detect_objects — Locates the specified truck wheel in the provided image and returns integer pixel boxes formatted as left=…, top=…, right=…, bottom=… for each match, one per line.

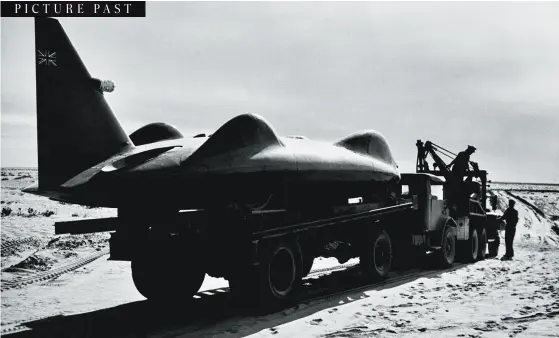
left=360, top=229, right=392, bottom=281
left=488, top=239, right=499, bottom=258
left=460, top=228, right=479, bottom=263
left=435, top=226, right=456, bottom=268
left=131, top=247, right=205, bottom=302
left=478, top=228, right=488, bottom=260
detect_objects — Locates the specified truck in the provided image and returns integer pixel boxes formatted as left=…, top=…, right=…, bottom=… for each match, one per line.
left=54, top=140, right=500, bottom=309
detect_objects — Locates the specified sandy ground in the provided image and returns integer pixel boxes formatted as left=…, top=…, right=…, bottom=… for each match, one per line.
left=1, top=169, right=558, bottom=337
left=1, top=169, right=115, bottom=271
left=244, top=242, right=559, bottom=338
left=512, top=191, right=559, bottom=219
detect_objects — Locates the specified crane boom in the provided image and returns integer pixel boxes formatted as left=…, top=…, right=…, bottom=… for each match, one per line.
left=416, top=140, right=489, bottom=211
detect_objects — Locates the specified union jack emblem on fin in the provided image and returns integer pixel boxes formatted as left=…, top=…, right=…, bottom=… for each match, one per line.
left=37, top=50, right=57, bottom=67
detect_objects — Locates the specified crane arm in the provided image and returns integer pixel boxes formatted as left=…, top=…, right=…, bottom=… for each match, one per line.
left=416, top=140, right=453, bottom=180
left=415, top=139, right=489, bottom=210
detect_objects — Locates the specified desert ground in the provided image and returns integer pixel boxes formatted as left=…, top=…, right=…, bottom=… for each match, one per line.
left=1, top=168, right=558, bottom=337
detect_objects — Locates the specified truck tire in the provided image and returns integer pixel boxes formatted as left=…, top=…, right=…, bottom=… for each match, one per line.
left=488, top=239, right=499, bottom=258
left=435, top=226, right=456, bottom=268
left=460, top=228, right=479, bottom=263
left=478, top=228, right=488, bottom=260
left=131, top=245, right=205, bottom=302
left=360, top=229, right=392, bottom=281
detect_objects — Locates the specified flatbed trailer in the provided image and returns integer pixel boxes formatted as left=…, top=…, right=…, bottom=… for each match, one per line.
left=54, top=173, right=499, bottom=309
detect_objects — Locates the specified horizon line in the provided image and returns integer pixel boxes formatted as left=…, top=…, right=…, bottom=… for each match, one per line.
left=1, top=167, right=557, bottom=186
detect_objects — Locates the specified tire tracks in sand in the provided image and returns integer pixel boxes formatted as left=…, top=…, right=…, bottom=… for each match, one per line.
left=1, top=249, right=109, bottom=291
left=1, top=238, right=42, bottom=257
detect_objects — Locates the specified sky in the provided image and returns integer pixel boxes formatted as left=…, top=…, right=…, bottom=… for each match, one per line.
left=1, top=2, right=558, bottom=183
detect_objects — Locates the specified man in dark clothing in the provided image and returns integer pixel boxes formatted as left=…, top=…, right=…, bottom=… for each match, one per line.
left=499, top=199, right=519, bottom=260
left=449, top=145, right=476, bottom=178
left=447, top=145, right=476, bottom=216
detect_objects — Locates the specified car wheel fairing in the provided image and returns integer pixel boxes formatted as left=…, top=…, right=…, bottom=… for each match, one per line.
left=129, top=122, right=184, bottom=146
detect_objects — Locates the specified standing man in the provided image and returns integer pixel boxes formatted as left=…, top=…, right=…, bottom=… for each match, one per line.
left=499, top=199, right=519, bottom=260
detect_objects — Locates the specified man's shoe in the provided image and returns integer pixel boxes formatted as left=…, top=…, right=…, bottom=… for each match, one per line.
left=501, top=255, right=511, bottom=261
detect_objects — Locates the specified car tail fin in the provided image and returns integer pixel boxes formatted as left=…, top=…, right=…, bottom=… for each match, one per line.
left=34, top=17, right=132, bottom=190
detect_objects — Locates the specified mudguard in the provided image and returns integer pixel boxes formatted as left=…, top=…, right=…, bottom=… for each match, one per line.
left=430, top=217, right=457, bottom=248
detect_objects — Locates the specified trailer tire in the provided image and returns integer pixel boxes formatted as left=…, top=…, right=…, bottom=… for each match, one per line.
left=435, top=226, right=456, bottom=268
left=360, top=229, right=392, bottom=281
left=234, top=240, right=302, bottom=310
left=131, top=244, right=205, bottom=302
left=478, top=228, right=488, bottom=260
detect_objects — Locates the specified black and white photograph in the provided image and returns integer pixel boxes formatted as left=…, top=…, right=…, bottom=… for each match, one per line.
left=1, top=1, right=558, bottom=337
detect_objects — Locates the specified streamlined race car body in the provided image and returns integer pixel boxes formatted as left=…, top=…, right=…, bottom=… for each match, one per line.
left=25, top=17, right=400, bottom=212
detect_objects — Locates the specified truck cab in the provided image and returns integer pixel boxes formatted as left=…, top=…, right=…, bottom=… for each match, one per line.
left=398, top=173, right=449, bottom=234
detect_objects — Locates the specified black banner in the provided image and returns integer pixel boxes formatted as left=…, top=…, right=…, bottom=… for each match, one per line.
left=1, top=1, right=146, bottom=17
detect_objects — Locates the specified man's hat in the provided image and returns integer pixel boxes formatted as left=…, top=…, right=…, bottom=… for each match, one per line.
left=467, top=145, right=476, bottom=152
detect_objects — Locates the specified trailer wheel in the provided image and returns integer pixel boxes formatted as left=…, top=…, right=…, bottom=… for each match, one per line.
left=478, top=228, right=488, bottom=260
left=263, top=241, right=302, bottom=300
left=234, top=240, right=302, bottom=310
left=435, top=226, right=456, bottom=268
left=360, top=229, right=392, bottom=281
left=131, top=245, right=205, bottom=302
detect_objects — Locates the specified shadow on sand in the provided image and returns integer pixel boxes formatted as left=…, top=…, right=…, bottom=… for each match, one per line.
left=5, top=263, right=470, bottom=338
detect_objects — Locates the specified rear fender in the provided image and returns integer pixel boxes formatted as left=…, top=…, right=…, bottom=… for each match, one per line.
left=430, top=217, right=457, bottom=248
